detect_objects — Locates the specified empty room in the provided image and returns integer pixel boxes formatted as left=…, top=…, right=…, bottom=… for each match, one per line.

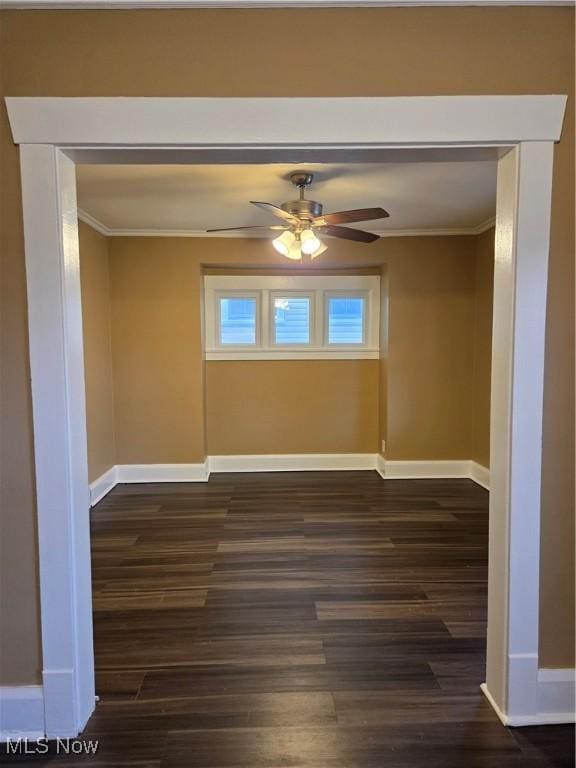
left=0, top=4, right=574, bottom=767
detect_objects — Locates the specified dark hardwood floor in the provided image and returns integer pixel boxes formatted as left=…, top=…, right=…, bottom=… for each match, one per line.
left=4, top=472, right=574, bottom=766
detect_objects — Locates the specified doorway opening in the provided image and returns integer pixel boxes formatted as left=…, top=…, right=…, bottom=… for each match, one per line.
left=5, top=95, right=566, bottom=737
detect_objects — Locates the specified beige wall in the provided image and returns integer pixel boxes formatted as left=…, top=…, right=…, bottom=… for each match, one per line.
left=386, top=236, right=477, bottom=460
left=79, top=222, right=116, bottom=482
left=207, top=360, right=379, bottom=455
left=471, top=228, right=494, bottom=468
left=1, top=7, right=573, bottom=683
left=108, top=238, right=206, bottom=463
left=107, top=235, right=480, bottom=464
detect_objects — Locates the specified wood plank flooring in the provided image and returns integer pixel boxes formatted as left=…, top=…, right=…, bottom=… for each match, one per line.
left=4, top=472, right=574, bottom=766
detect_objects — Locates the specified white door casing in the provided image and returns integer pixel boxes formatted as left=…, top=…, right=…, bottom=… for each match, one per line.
left=5, top=95, right=567, bottom=735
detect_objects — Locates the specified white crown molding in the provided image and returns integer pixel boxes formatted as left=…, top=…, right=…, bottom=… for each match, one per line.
left=77, top=208, right=111, bottom=236
left=1, top=0, right=572, bottom=8
left=77, top=208, right=496, bottom=240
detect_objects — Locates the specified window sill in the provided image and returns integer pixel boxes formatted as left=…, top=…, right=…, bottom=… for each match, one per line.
left=205, top=349, right=380, bottom=361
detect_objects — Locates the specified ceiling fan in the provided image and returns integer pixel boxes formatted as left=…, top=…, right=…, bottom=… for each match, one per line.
left=206, top=171, right=390, bottom=260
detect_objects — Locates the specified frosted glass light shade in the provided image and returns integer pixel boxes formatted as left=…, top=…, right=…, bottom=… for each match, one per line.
left=272, top=230, right=296, bottom=256
left=300, top=228, right=321, bottom=255
left=285, top=242, right=303, bottom=261
left=310, top=240, right=328, bottom=259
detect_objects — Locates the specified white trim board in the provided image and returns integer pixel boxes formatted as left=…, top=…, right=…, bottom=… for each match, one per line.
left=6, top=97, right=566, bottom=147
left=208, top=453, right=378, bottom=473
left=77, top=208, right=496, bottom=240
left=2, top=1, right=573, bottom=8
left=6, top=95, right=565, bottom=735
left=116, top=462, right=210, bottom=483
left=481, top=668, right=575, bottom=726
left=89, top=465, right=117, bottom=505
left=377, top=457, right=490, bottom=488
left=0, top=686, right=45, bottom=742
left=89, top=457, right=490, bottom=506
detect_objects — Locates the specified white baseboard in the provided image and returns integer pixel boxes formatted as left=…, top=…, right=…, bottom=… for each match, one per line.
left=89, top=457, right=490, bottom=505
left=469, top=460, right=491, bottom=490
left=536, top=668, right=576, bottom=723
left=208, top=453, right=378, bottom=473
left=481, top=668, right=575, bottom=726
left=116, top=462, right=210, bottom=483
left=89, top=462, right=210, bottom=505
left=0, top=686, right=45, bottom=741
left=377, top=458, right=490, bottom=489
left=89, top=465, right=117, bottom=506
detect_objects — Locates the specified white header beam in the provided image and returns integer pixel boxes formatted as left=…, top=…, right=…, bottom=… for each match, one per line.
left=6, top=96, right=567, bottom=148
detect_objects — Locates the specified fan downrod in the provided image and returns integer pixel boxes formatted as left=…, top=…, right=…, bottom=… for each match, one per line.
left=282, top=172, right=322, bottom=219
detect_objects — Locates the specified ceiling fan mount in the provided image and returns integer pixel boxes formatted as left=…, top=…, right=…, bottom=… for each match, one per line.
left=206, top=170, right=390, bottom=258
left=280, top=172, right=323, bottom=222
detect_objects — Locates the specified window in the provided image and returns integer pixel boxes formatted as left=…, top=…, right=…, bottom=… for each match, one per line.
left=217, top=294, right=258, bottom=346
left=273, top=295, right=311, bottom=345
left=205, top=276, right=379, bottom=360
left=327, top=296, right=365, bottom=345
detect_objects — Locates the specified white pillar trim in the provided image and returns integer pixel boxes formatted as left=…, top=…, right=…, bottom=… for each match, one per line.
left=5, top=95, right=566, bottom=734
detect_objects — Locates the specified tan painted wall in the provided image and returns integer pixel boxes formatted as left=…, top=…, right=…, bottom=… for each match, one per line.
left=206, top=360, right=379, bottom=455
left=386, top=237, right=477, bottom=460
left=471, top=228, right=494, bottom=468
left=79, top=222, right=116, bottom=483
left=107, top=236, right=478, bottom=464
left=1, top=7, right=573, bottom=683
left=108, top=238, right=206, bottom=463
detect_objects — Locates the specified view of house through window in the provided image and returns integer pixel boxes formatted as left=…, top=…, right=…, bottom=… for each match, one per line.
left=273, top=296, right=311, bottom=345
left=219, top=297, right=257, bottom=345
left=328, top=296, right=365, bottom=344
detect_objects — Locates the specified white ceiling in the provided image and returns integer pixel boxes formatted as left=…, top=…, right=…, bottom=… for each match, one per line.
left=76, top=161, right=497, bottom=236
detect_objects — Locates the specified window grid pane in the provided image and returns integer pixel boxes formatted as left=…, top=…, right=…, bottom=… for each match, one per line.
left=274, top=296, right=310, bottom=345
left=328, top=297, right=365, bottom=344
left=219, top=297, right=257, bottom=345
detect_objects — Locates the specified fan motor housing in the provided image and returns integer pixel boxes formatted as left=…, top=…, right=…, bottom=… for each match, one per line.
left=281, top=199, right=323, bottom=221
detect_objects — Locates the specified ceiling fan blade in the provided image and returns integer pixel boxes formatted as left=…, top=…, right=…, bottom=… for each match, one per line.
left=314, top=207, right=389, bottom=226
left=317, top=225, right=380, bottom=243
left=250, top=201, right=300, bottom=224
left=206, top=225, right=286, bottom=233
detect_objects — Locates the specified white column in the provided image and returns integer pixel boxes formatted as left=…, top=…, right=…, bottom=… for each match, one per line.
left=19, top=145, right=94, bottom=737
left=484, top=141, right=554, bottom=723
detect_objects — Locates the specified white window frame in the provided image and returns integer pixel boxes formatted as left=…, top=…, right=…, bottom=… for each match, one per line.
left=213, top=290, right=261, bottom=349
left=324, top=290, right=371, bottom=348
left=204, top=275, right=380, bottom=360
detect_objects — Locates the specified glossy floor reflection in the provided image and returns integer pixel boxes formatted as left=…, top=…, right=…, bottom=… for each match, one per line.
left=4, top=472, right=574, bottom=766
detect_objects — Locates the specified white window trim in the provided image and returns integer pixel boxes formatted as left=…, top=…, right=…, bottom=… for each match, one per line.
left=204, top=275, right=380, bottom=360
left=324, top=290, right=371, bottom=348
left=213, top=290, right=261, bottom=349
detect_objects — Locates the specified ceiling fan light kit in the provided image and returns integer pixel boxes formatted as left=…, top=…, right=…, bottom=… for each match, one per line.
left=207, top=171, right=390, bottom=261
